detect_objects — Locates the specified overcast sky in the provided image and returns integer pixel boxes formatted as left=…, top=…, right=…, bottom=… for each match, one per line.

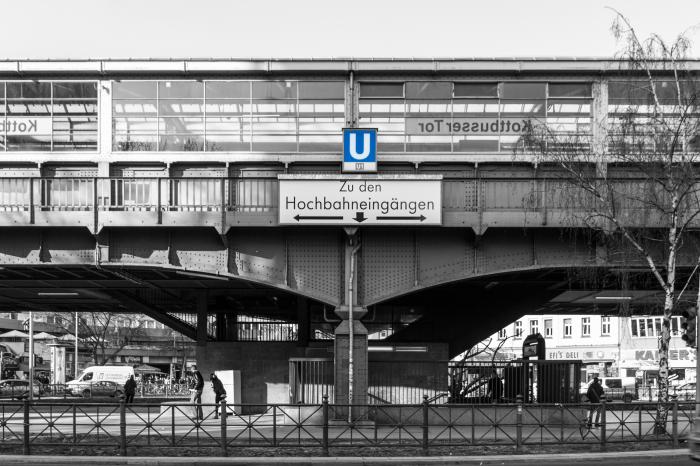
left=3, top=0, right=699, bottom=59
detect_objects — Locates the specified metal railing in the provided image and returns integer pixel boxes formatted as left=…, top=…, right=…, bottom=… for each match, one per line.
left=0, top=399, right=693, bottom=456
left=0, top=176, right=686, bottom=218
left=288, top=359, right=582, bottom=406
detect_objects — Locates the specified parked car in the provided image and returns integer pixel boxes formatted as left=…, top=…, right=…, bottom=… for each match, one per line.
left=580, top=377, right=637, bottom=403
left=672, top=382, right=696, bottom=401
left=0, top=379, right=41, bottom=399
left=77, top=380, right=124, bottom=399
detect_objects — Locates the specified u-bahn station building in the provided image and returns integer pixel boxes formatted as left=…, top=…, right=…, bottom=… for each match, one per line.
left=0, top=58, right=695, bottom=406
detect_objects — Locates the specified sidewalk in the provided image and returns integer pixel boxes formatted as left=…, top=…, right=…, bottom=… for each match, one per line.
left=0, top=449, right=689, bottom=465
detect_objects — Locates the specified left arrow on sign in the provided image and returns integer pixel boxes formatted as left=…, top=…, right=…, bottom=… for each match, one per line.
left=294, top=215, right=344, bottom=221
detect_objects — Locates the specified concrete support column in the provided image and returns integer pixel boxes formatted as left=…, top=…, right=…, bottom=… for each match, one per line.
left=196, top=293, right=208, bottom=347
left=333, top=306, right=368, bottom=410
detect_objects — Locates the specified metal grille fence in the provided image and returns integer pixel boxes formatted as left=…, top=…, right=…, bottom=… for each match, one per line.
left=0, top=399, right=692, bottom=456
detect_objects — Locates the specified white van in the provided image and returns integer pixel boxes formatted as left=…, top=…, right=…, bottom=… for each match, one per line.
left=66, top=366, right=134, bottom=397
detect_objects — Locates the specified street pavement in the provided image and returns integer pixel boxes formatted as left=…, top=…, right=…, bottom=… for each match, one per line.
left=0, top=449, right=692, bottom=465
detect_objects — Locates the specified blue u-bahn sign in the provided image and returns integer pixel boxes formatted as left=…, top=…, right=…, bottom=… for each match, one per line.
left=343, top=128, right=377, bottom=173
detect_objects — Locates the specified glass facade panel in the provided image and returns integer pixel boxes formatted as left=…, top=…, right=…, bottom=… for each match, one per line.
left=0, top=80, right=97, bottom=152
left=299, top=81, right=344, bottom=99
left=453, top=82, right=498, bottom=98
left=206, top=81, right=250, bottom=99
left=360, top=83, right=404, bottom=98
left=252, top=81, right=297, bottom=99
left=406, top=82, right=451, bottom=99
left=114, top=79, right=343, bottom=152
left=158, top=81, right=203, bottom=99
left=502, top=82, right=546, bottom=99
left=549, top=83, right=591, bottom=98
left=359, top=81, right=591, bottom=153
left=113, top=81, right=157, bottom=99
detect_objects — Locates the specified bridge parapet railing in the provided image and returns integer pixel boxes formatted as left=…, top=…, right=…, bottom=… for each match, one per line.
left=0, top=176, right=689, bottom=230
left=0, top=399, right=692, bottom=456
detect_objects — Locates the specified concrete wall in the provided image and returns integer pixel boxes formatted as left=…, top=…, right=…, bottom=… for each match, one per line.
left=196, top=342, right=309, bottom=410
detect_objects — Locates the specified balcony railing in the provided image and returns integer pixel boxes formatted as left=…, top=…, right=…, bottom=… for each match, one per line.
left=0, top=176, right=688, bottom=231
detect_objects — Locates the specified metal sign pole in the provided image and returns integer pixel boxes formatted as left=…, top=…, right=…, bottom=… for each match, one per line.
left=75, top=311, right=79, bottom=380
left=28, top=312, right=34, bottom=400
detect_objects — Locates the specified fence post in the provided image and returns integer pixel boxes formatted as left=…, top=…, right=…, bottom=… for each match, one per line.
left=220, top=400, right=228, bottom=457
left=322, top=395, right=329, bottom=456
left=23, top=399, right=30, bottom=455
left=422, top=394, right=429, bottom=455
left=600, top=398, right=607, bottom=450
left=672, top=400, right=679, bottom=448
left=516, top=394, right=523, bottom=452
left=119, top=399, right=127, bottom=456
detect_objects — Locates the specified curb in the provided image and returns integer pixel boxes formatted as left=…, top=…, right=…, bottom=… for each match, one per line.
left=0, top=449, right=689, bottom=465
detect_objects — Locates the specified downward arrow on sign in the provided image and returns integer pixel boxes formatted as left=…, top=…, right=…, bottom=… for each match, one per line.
left=353, top=212, right=367, bottom=223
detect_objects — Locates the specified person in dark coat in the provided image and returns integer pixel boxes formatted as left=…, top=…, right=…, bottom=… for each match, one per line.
left=210, top=373, right=227, bottom=419
left=587, top=377, right=605, bottom=427
left=124, top=375, right=137, bottom=404
left=192, top=366, right=204, bottom=420
left=487, top=370, right=504, bottom=403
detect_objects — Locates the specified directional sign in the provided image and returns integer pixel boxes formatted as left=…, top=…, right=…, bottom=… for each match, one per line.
left=343, top=128, right=377, bottom=173
left=278, top=175, right=442, bottom=225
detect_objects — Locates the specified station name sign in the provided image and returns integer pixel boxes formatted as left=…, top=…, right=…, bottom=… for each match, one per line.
left=278, top=175, right=442, bottom=226
left=0, top=117, right=52, bottom=135
left=406, top=118, right=533, bottom=135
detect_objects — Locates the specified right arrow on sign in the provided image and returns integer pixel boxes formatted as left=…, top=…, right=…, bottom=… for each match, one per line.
left=376, top=215, right=427, bottom=222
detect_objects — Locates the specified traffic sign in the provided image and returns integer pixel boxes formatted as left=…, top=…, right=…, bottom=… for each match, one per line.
left=278, top=175, right=442, bottom=225
left=343, top=128, right=377, bottom=173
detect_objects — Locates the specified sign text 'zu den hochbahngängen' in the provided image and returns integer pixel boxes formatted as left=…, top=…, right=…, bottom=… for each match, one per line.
left=278, top=175, right=442, bottom=225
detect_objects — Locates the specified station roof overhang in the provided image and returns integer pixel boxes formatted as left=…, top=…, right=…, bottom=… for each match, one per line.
left=0, top=264, right=306, bottom=315
left=1, top=58, right=700, bottom=77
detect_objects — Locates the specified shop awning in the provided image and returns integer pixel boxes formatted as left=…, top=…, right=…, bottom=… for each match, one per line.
left=134, top=364, right=164, bottom=374
left=0, top=330, right=29, bottom=338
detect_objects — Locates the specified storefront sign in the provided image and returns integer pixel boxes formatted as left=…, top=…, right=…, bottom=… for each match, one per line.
left=0, top=117, right=52, bottom=135
left=406, top=118, right=533, bottom=135
left=634, top=349, right=693, bottom=361
left=547, top=349, right=618, bottom=361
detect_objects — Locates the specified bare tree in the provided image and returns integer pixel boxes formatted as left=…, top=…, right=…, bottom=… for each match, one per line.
left=52, top=312, right=146, bottom=365
left=522, top=10, right=700, bottom=430
left=449, top=335, right=516, bottom=401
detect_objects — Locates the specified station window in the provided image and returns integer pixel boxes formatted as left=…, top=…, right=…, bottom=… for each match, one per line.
left=544, top=319, right=553, bottom=337
left=601, top=316, right=611, bottom=336
left=0, top=81, right=98, bottom=152
left=514, top=321, right=523, bottom=338
left=358, top=80, right=592, bottom=153
left=498, top=328, right=507, bottom=339
left=581, top=317, right=591, bottom=337
left=113, top=79, right=344, bottom=152
left=359, top=83, right=404, bottom=98
left=563, top=318, right=572, bottom=338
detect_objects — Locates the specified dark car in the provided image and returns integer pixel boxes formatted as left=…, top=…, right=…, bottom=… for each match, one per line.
left=79, top=381, right=124, bottom=399
left=0, top=379, right=41, bottom=399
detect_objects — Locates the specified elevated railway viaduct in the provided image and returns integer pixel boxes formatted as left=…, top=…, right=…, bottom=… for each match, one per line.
left=0, top=58, right=695, bottom=405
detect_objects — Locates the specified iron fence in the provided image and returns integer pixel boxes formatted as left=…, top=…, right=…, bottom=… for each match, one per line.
left=0, top=399, right=693, bottom=456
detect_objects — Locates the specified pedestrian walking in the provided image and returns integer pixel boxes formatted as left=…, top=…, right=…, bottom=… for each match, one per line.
left=210, top=373, right=227, bottom=419
left=487, top=369, right=503, bottom=403
left=124, top=375, right=136, bottom=404
left=192, top=366, right=204, bottom=420
left=586, top=377, right=605, bottom=427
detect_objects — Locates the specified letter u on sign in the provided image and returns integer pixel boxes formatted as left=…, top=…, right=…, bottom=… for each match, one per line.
left=343, top=128, right=377, bottom=163
left=348, top=133, right=371, bottom=159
